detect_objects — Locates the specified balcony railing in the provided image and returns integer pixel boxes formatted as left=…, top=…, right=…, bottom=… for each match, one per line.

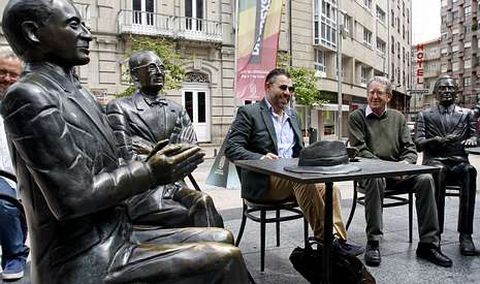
left=118, top=10, right=223, bottom=43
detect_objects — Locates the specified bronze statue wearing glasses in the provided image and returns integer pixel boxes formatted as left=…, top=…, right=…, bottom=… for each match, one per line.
left=0, top=0, right=249, bottom=283
left=106, top=51, right=223, bottom=228
left=415, top=75, right=479, bottom=256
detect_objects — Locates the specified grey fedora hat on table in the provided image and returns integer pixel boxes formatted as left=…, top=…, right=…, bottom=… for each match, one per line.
left=284, top=141, right=361, bottom=174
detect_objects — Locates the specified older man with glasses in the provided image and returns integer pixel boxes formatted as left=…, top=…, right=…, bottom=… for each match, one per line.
left=349, top=76, right=452, bottom=268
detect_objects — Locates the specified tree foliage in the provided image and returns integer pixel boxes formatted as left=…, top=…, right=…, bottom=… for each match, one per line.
left=276, top=52, right=328, bottom=107
left=117, top=35, right=186, bottom=97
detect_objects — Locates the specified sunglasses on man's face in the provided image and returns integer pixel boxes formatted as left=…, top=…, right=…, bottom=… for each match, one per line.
left=278, top=84, right=295, bottom=93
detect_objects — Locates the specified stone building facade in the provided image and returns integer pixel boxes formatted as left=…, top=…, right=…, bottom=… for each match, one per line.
left=0, top=0, right=236, bottom=144
left=286, top=0, right=413, bottom=138
left=0, top=0, right=413, bottom=142
left=440, top=0, right=480, bottom=108
left=410, top=38, right=441, bottom=115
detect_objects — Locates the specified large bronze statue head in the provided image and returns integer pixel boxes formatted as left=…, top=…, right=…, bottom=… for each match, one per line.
left=2, top=0, right=92, bottom=68
left=129, top=51, right=166, bottom=95
left=433, top=75, right=457, bottom=107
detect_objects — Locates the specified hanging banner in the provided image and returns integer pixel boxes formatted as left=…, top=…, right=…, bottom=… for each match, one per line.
left=235, top=0, right=285, bottom=101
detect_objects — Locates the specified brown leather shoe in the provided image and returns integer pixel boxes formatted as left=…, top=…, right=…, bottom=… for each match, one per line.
left=460, top=233, right=478, bottom=256
left=416, top=243, right=452, bottom=267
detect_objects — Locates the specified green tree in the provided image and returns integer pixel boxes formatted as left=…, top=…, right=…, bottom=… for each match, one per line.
left=277, top=52, right=328, bottom=137
left=117, top=35, right=186, bottom=97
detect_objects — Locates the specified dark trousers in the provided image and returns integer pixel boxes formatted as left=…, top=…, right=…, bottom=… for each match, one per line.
left=359, top=174, right=440, bottom=245
left=424, top=159, right=477, bottom=235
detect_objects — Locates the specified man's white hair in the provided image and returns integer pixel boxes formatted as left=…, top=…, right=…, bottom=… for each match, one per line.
left=0, top=46, right=18, bottom=59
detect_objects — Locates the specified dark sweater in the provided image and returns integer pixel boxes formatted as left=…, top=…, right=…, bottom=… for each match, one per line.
left=348, top=108, right=417, bottom=164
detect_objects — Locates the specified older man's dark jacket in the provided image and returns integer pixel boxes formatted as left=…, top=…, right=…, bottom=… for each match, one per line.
left=0, top=63, right=158, bottom=283
left=225, top=99, right=303, bottom=201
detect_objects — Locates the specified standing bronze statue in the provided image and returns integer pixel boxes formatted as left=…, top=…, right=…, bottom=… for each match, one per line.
left=106, top=51, right=223, bottom=228
left=415, top=75, right=478, bottom=256
left=0, top=0, right=249, bottom=283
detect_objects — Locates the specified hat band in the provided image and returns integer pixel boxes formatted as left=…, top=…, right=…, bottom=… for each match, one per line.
left=298, top=154, right=349, bottom=167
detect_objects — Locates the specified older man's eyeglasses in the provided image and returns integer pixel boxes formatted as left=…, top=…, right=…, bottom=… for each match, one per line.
left=0, top=69, right=19, bottom=81
left=278, top=84, right=295, bottom=93
left=131, top=63, right=165, bottom=73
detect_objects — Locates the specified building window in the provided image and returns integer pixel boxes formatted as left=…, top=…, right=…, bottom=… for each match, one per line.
left=441, top=0, right=448, bottom=7
left=314, top=48, right=327, bottom=72
left=441, top=63, right=448, bottom=72
left=343, top=14, right=351, bottom=35
left=185, top=0, right=204, bottom=31
left=363, top=0, right=372, bottom=9
left=314, top=0, right=338, bottom=48
left=361, top=67, right=369, bottom=85
left=391, top=36, right=395, bottom=53
left=376, top=37, right=386, bottom=54
left=391, top=10, right=394, bottom=27
left=402, top=47, right=406, bottom=62
left=376, top=5, right=386, bottom=24
left=407, top=8, right=410, bottom=23
left=402, top=24, right=405, bottom=39
left=363, top=27, right=372, bottom=47
left=133, top=0, right=154, bottom=26
left=452, top=62, right=460, bottom=71
left=441, top=47, right=448, bottom=54
left=465, top=59, right=472, bottom=69
left=465, top=6, right=471, bottom=17
left=397, top=41, right=400, bottom=58
left=452, top=44, right=459, bottom=53
left=464, top=77, right=471, bottom=87
left=465, top=41, right=472, bottom=48
left=391, top=62, right=395, bottom=82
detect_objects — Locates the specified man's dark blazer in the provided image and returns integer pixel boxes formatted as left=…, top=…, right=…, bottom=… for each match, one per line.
left=0, top=63, right=155, bottom=284
left=106, top=92, right=196, bottom=160
left=416, top=105, right=477, bottom=161
left=225, top=99, right=303, bottom=201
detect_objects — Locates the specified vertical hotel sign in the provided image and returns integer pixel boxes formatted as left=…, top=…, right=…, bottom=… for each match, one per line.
left=416, top=44, right=425, bottom=89
left=235, top=0, right=284, bottom=101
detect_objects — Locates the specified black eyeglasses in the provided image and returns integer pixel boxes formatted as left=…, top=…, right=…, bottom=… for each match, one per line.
left=131, top=63, right=165, bottom=73
left=278, top=84, right=295, bottom=93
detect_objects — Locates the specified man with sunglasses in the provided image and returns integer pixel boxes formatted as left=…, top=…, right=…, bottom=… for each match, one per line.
left=415, top=75, right=478, bottom=256
left=226, top=68, right=363, bottom=256
left=107, top=50, right=223, bottom=228
left=348, top=76, right=452, bottom=267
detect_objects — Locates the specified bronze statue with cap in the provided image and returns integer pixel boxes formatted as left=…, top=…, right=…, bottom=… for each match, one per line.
left=0, top=0, right=249, bottom=283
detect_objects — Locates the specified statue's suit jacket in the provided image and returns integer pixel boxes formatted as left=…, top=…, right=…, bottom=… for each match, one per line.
left=225, top=99, right=303, bottom=201
left=416, top=105, right=477, bottom=162
left=0, top=63, right=155, bottom=284
left=106, top=92, right=196, bottom=160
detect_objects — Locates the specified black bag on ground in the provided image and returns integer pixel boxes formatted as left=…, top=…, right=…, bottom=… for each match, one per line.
left=289, top=239, right=375, bottom=284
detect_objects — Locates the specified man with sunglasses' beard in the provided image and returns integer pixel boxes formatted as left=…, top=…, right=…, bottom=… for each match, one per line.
left=225, top=68, right=363, bottom=255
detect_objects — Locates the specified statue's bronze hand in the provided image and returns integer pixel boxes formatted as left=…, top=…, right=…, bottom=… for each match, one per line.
left=132, top=138, right=156, bottom=155
left=147, top=144, right=205, bottom=185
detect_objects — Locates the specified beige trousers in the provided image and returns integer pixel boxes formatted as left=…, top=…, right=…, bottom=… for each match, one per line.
left=263, top=176, right=347, bottom=241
